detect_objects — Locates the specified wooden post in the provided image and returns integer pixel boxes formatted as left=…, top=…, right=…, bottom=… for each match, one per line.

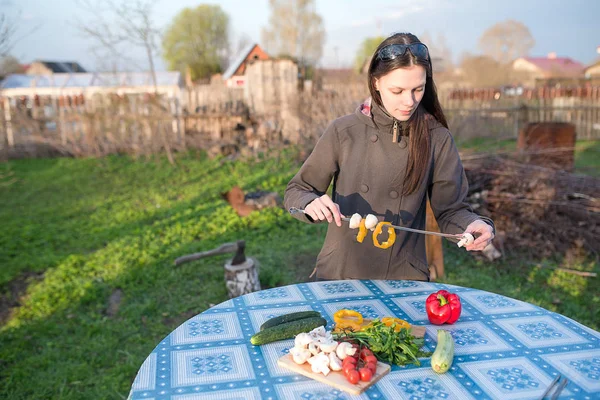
left=58, top=96, right=67, bottom=145
left=3, top=97, right=13, bottom=147
left=517, top=103, right=528, bottom=138
left=425, top=200, right=444, bottom=280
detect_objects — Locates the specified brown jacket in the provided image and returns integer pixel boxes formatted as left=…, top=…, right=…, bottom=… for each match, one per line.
left=284, top=101, right=494, bottom=281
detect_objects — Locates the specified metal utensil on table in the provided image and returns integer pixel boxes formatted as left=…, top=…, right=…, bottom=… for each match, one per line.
left=549, top=377, right=568, bottom=400
left=539, top=375, right=561, bottom=400
left=538, top=375, right=568, bottom=400
left=288, top=207, right=464, bottom=239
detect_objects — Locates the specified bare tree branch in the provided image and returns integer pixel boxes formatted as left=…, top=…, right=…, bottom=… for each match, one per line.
left=76, top=0, right=160, bottom=90
left=0, top=13, right=17, bottom=56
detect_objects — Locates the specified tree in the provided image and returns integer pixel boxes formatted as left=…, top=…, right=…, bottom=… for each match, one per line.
left=418, top=31, right=454, bottom=73
left=0, top=55, right=23, bottom=77
left=261, top=0, right=325, bottom=68
left=354, top=36, right=385, bottom=73
left=0, top=12, right=17, bottom=57
left=459, top=53, right=511, bottom=87
left=478, top=20, right=535, bottom=63
left=229, top=33, right=251, bottom=65
left=162, top=5, right=229, bottom=81
left=77, top=0, right=161, bottom=91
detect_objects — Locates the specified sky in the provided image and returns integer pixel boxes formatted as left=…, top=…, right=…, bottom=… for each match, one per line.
left=3, top=0, right=600, bottom=72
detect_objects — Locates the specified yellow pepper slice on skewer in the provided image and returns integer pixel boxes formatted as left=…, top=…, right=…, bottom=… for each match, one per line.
left=356, top=218, right=368, bottom=243
left=372, top=221, right=396, bottom=249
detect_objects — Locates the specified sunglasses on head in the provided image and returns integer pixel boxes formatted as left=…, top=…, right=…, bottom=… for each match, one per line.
left=375, top=43, right=430, bottom=61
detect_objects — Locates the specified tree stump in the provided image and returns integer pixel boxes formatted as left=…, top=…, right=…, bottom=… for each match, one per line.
left=174, top=240, right=261, bottom=298
left=225, top=258, right=261, bottom=299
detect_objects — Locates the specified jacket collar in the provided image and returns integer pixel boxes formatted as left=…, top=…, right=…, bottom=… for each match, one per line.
left=356, top=97, right=407, bottom=142
left=355, top=97, right=444, bottom=134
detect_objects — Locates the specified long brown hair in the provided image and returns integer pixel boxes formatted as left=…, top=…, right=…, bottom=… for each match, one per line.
left=368, top=33, right=448, bottom=195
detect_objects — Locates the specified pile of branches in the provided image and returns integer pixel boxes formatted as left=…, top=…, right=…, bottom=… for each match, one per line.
left=462, top=153, right=599, bottom=260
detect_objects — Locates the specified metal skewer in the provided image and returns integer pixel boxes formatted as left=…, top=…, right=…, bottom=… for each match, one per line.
left=539, top=375, right=561, bottom=400
left=288, top=207, right=464, bottom=239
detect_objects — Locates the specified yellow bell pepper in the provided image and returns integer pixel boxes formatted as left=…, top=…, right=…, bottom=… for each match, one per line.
left=334, top=309, right=364, bottom=331
left=356, top=218, right=368, bottom=243
left=381, top=317, right=411, bottom=332
left=360, top=317, right=411, bottom=332
left=373, top=221, right=396, bottom=249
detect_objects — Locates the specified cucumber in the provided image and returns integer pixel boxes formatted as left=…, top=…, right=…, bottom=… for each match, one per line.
left=251, top=316, right=327, bottom=345
left=260, top=311, right=322, bottom=331
left=431, top=329, right=455, bottom=373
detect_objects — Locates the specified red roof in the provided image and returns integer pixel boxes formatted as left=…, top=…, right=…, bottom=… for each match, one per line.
left=522, top=57, right=584, bottom=75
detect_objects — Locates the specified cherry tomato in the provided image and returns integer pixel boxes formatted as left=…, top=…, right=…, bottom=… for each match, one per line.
left=346, top=369, right=360, bottom=384
left=364, top=355, right=378, bottom=365
left=343, top=363, right=357, bottom=376
left=342, top=356, right=358, bottom=366
left=365, top=361, right=377, bottom=374
left=359, top=367, right=373, bottom=382
left=359, top=348, right=374, bottom=359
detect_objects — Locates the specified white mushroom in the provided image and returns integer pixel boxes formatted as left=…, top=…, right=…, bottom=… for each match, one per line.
left=457, top=232, right=475, bottom=248
left=328, top=352, right=343, bottom=371
left=309, top=326, right=327, bottom=338
left=313, top=363, right=331, bottom=376
left=294, top=332, right=313, bottom=349
left=308, top=342, right=320, bottom=356
left=319, top=340, right=338, bottom=354
left=289, top=347, right=312, bottom=365
left=365, top=214, right=378, bottom=230
left=349, top=213, right=362, bottom=229
left=309, top=352, right=331, bottom=376
left=315, top=332, right=333, bottom=344
left=335, top=342, right=356, bottom=360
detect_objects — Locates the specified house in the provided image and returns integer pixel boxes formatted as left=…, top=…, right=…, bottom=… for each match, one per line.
left=584, top=60, right=600, bottom=78
left=0, top=71, right=183, bottom=99
left=26, top=60, right=87, bottom=75
left=512, top=54, right=585, bottom=85
left=222, top=44, right=269, bottom=88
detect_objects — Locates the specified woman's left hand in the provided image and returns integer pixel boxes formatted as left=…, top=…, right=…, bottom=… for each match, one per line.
left=463, top=220, right=494, bottom=251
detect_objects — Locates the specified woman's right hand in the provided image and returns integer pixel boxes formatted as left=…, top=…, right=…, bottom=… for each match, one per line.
left=305, top=195, right=345, bottom=227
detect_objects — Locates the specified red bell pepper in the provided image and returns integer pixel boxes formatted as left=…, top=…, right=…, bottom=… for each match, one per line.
left=426, top=289, right=462, bottom=325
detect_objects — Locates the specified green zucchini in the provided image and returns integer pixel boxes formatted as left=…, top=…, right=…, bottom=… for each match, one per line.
left=251, top=316, right=327, bottom=345
left=260, top=311, right=322, bottom=331
left=431, top=329, right=455, bottom=373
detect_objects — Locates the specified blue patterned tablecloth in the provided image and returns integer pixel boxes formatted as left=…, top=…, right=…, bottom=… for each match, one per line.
left=128, top=280, right=600, bottom=400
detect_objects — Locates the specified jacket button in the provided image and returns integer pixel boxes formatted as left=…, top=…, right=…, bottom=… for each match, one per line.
left=360, top=184, right=369, bottom=193
left=398, top=139, right=407, bottom=149
left=389, top=190, right=399, bottom=199
left=370, top=134, right=378, bottom=142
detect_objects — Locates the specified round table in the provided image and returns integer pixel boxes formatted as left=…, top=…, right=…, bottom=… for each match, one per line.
left=128, top=280, right=600, bottom=399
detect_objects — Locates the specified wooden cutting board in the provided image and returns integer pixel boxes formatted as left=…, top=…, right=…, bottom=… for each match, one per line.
left=333, top=319, right=426, bottom=338
left=277, top=353, right=391, bottom=395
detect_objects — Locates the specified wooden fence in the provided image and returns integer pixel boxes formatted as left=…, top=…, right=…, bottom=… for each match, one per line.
left=440, top=87, right=600, bottom=140
left=2, top=83, right=599, bottom=158
left=0, top=91, right=250, bottom=158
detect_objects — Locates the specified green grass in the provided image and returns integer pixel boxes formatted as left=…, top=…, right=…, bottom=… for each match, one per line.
left=574, top=140, right=600, bottom=177
left=0, top=141, right=598, bottom=399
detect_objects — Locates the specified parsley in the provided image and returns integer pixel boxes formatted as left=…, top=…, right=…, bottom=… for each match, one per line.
left=333, top=319, right=431, bottom=366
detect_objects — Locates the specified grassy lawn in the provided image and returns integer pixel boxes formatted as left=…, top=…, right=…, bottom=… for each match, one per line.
left=0, top=141, right=598, bottom=399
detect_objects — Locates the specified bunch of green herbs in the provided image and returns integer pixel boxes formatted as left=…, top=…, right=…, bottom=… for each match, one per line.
left=334, top=319, right=431, bottom=366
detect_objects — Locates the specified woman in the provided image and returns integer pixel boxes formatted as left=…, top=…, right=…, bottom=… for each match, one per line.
left=284, top=33, right=495, bottom=281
